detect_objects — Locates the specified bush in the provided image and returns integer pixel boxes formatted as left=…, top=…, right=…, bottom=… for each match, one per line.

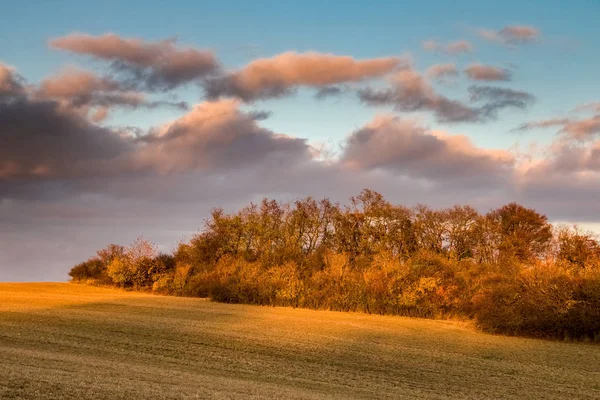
left=68, top=258, right=109, bottom=283
left=473, top=267, right=600, bottom=341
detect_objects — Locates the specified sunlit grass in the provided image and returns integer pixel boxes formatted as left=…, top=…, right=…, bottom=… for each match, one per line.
left=1, top=283, right=599, bottom=399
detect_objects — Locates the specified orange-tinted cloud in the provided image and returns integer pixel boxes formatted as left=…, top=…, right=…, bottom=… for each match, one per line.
left=478, top=25, right=540, bottom=45
left=134, top=99, right=312, bottom=173
left=422, top=40, right=473, bottom=55
left=464, top=64, right=511, bottom=81
left=204, top=52, right=408, bottom=101
left=0, top=62, right=25, bottom=97
left=50, top=33, right=218, bottom=90
left=425, top=63, right=458, bottom=79
left=36, top=67, right=188, bottom=121
left=516, top=116, right=600, bottom=140
left=38, top=67, right=119, bottom=98
left=564, top=116, right=600, bottom=139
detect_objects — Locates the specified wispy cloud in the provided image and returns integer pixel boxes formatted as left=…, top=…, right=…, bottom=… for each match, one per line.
left=422, top=39, right=473, bottom=55
left=477, top=25, right=540, bottom=46
left=425, top=63, right=458, bottom=80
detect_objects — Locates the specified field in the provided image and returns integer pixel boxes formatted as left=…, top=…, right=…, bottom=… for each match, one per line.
left=1, top=283, right=599, bottom=399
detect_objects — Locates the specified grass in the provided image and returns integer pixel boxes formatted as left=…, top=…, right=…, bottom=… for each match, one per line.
left=1, top=283, right=599, bottom=399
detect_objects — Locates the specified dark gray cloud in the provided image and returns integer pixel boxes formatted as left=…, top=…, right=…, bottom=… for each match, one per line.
left=358, top=70, right=531, bottom=123
left=357, top=70, right=479, bottom=123
left=469, top=85, right=535, bottom=119
left=50, top=33, right=219, bottom=91
left=314, top=86, right=346, bottom=100
left=0, top=97, right=133, bottom=181
left=468, top=86, right=534, bottom=103
left=514, top=118, right=569, bottom=132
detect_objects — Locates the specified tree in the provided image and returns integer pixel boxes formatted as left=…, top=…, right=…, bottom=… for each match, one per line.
left=68, top=258, right=104, bottom=281
left=556, top=226, right=600, bottom=269
left=413, top=205, right=447, bottom=255
left=107, top=257, right=133, bottom=287
left=106, top=237, right=158, bottom=289
left=96, top=244, right=126, bottom=266
left=446, top=205, right=480, bottom=261
left=487, top=203, right=552, bottom=263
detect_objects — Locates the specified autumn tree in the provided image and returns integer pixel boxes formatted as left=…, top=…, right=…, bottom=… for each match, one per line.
left=556, top=226, right=600, bottom=269
left=487, top=203, right=552, bottom=263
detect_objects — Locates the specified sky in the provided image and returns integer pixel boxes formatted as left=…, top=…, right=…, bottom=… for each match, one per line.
left=1, top=0, right=600, bottom=281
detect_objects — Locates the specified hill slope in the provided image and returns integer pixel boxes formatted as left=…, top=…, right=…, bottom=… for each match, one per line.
left=1, top=283, right=599, bottom=399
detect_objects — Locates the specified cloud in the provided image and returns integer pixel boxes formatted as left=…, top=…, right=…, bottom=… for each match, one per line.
left=515, top=137, right=600, bottom=220
left=468, top=85, right=535, bottom=119
left=543, top=140, right=600, bottom=173
left=38, top=67, right=120, bottom=98
left=36, top=67, right=189, bottom=121
left=478, top=25, right=540, bottom=45
left=0, top=93, right=315, bottom=187
left=50, top=33, right=219, bottom=91
left=203, top=52, right=408, bottom=101
left=358, top=70, right=531, bottom=123
left=468, top=86, right=534, bottom=103
left=422, top=40, right=438, bottom=52
left=0, top=62, right=25, bottom=97
left=446, top=40, right=474, bottom=55
left=514, top=118, right=569, bottom=131
left=0, top=97, right=133, bottom=180
left=425, top=63, right=458, bottom=80
left=464, top=64, right=511, bottom=81
left=132, top=99, right=313, bottom=174
left=563, top=116, right=600, bottom=139
left=574, top=102, right=600, bottom=114
left=358, top=70, right=479, bottom=122
left=314, top=86, right=346, bottom=100
left=515, top=115, right=600, bottom=140
left=422, top=40, right=473, bottom=55
left=341, top=115, right=514, bottom=184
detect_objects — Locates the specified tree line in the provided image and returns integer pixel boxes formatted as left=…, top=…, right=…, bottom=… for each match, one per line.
left=69, top=189, right=600, bottom=341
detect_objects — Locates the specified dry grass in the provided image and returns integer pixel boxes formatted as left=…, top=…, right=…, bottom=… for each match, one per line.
left=1, top=283, right=599, bottom=399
